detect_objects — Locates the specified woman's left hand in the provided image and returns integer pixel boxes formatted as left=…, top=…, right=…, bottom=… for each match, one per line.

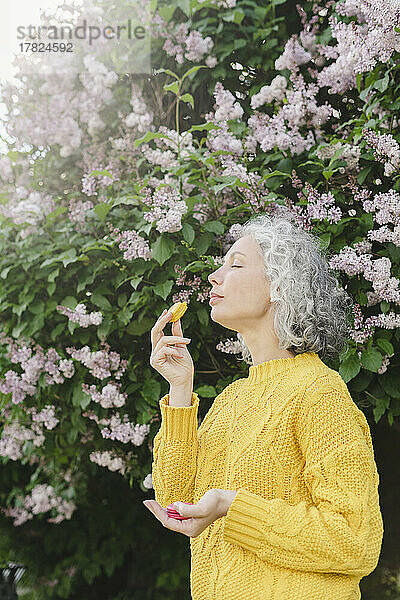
left=143, top=489, right=237, bottom=538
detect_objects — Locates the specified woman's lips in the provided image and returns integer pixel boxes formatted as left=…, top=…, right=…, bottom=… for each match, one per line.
left=209, top=296, right=223, bottom=305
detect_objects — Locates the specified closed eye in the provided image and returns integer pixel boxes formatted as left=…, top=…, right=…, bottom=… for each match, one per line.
left=231, top=265, right=241, bottom=268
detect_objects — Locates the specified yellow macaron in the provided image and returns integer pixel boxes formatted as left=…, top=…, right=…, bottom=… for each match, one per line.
left=168, top=302, right=188, bottom=322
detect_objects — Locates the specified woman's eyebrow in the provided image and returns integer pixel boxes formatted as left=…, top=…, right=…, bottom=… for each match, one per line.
left=223, top=251, right=246, bottom=261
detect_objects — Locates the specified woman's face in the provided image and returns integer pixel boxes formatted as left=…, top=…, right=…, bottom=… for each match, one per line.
left=208, top=234, right=271, bottom=333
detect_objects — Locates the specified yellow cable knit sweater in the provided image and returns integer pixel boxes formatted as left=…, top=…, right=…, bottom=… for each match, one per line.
left=151, top=351, right=384, bottom=600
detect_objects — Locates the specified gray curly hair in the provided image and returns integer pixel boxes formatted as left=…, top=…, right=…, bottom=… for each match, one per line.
left=233, top=212, right=354, bottom=365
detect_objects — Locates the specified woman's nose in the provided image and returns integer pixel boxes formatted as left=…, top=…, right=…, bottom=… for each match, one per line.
left=208, top=270, right=220, bottom=285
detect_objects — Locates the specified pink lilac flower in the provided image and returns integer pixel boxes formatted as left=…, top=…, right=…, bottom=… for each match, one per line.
left=2, top=484, right=76, bottom=526
left=56, top=303, right=103, bottom=327
left=0, top=421, right=45, bottom=460
left=250, top=75, right=288, bottom=109
left=216, top=338, right=242, bottom=354
left=89, top=450, right=127, bottom=474
left=140, top=185, right=188, bottom=233
left=362, top=129, right=400, bottom=177
left=100, top=413, right=150, bottom=444
left=106, top=224, right=151, bottom=261
left=81, top=382, right=127, bottom=408
left=65, top=342, right=127, bottom=380
left=0, top=334, right=75, bottom=404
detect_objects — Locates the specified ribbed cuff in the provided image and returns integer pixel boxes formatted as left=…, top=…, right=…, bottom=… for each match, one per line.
left=159, top=392, right=200, bottom=442
left=223, top=488, right=272, bottom=553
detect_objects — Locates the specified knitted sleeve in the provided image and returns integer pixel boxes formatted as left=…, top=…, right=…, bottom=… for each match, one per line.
left=222, top=380, right=384, bottom=577
left=151, top=392, right=200, bottom=509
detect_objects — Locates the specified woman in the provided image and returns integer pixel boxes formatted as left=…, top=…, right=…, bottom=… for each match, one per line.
left=144, top=213, right=384, bottom=600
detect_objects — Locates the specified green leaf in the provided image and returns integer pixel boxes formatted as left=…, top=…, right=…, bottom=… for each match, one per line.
left=94, top=202, right=112, bottom=221
left=141, top=379, right=161, bottom=405
left=181, top=65, right=208, bottom=83
left=126, top=317, right=153, bottom=336
left=189, top=122, right=221, bottom=133
left=357, top=166, right=372, bottom=185
left=322, top=170, right=334, bottom=181
left=60, top=296, right=77, bottom=309
left=97, top=316, right=112, bottom=339
left=91, top=293, right=112, bottom=311
left=193, top=232, right=213, bottom=255
left=154, top=68, right=179, bottom=79
left=90, top=168, right=114, bottom=179
left=197, top=306, right=209, bottom=327
left=318, top=233, right=331, bottom=249
left=373, top=396, right=390, bottom=423
left=157, top=4, right=175, bottom=21
left=164, top=81, right=179, bottom=95
left=380, top=300, right=390, bottom=314
left=151, top=235, right=175, bottom=266
left=180, top=93, right=194, bottom=109
left=129, top=276, right=143, bottom=290
left=182, top=223, right=195, bottom=244
left=195, top=385, right=216, bottom=398
left=47, top=282, right=56, bottom=296
left=373, top=74, right=389, bottom=92
left=153, top=280, right=173, bottom=301
left=360, top=347, right=383, bottom=372
left=72, top=386, right=88, bottom=408
left=80, top=391, right=91, bottom=410
left=380, top=372, right=400, bottom=399
left=134, top=131, right=172, bottom=149
left=48, top=269, right=59, bottom=283
left=1, top=266, right=12, bottom=279
left=375, top=338, right=394, bottom=356
left=204, top=221, right=224, bottom=235
left=68, top=320, right=77, bottom=335
left=339, top=352, right=361, bottom=383
left=356, top=73, right=363, bottom=94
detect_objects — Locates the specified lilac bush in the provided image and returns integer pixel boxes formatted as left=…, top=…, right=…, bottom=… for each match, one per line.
left=0, top=0, right=399, bottom=596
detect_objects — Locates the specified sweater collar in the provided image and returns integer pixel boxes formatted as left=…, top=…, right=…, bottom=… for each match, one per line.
left=247, top=352, right=319, bottom=384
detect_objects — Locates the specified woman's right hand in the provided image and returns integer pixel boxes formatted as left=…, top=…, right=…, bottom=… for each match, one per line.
left=150, top=308, right=194, bottom=389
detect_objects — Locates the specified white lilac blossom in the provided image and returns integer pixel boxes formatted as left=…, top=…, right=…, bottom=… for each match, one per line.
left=68, top=198, right=94, bottom=224
left=362, top=129, right=400, bottom=177
left=172, top=264, right=211, bottom=304
left=141, top=127, right=195, bottom=169
left=0, top=333, right=75, bottom=404
left=124, top=83, right=154, bottom=134
left=100, top=413, right=150, bottom=445
left=0, top=191, right=56, bottom=229
left=26, top=405, right=59, bottom=430
left=81, top=382, right=127, bottom=409
left=274, top=37, right=312, bottom=72
left=140, top=184, right=188, bottom=233
left=150, top=15, right=215, bottom=65
left=246, top=73, right=334, bottom=156
left=206, top=122, right=244, bottom=156
left=56, top=303, right=103, bottom=327
left=106, top=224, right=152, bottom=261
left=219, top=155, right=278, bottom=211
left=0, top=421, right=45, bottom=461
left=2, top=484, right=76, bottom=526
left=0, top=155, right=13, bottom=182
left=89, top=450, right=127, bottom=474
left=250, top=75, right=288, bottom=109
left=143, top=473, right=153, bottom=489
left=329, top=248, right=400, bottom=305
left=315, top=141, right=362, bottom=173
left=65, top=342, right=128, bottom=380
left=316, top=0, right=400, bottom=94
left=216, top=338, right=242, bottom=355
left=81, top=162, right=117, bottom=197
left=212, top=82, right=244, bottom=122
